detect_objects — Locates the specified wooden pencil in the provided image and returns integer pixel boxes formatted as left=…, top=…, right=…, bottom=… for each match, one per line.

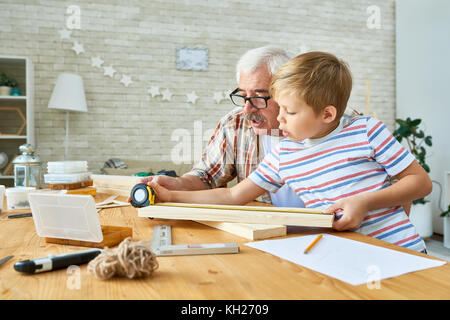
left=303, top=234, right=323, bottom=254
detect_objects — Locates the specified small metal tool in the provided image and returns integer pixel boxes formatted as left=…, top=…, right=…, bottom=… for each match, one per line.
left=151, top=225, right=239, bottom=256
left=0, top=255, right=14, bottom=267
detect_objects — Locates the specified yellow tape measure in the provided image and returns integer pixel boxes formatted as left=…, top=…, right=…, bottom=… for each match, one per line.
left=130, top=183, right=155, bottom=208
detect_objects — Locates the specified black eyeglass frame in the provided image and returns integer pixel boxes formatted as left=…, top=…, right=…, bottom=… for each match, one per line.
left=229, top=88, right=272, bottom=110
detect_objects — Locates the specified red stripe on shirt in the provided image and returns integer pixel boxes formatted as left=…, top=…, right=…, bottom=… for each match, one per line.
left=280, top=141, right=369, bottom=166
left=363, top=206, right=399, bottom=221
left=285, top=156, right=370, bottom=180
left=394, top=233, right=420, bottom=246
left=256, top=168, right=280, bottom=185
left=367, top=219, right=409, bottom=237
left=294, top=168, right=384, bottom=193
left=374, top=135, right=394, bottom=154
left=367, top=120, right=382, bottom=137
left=379, top=147, right=406, bottom=166
left=305, top=180, right=386, bottom=206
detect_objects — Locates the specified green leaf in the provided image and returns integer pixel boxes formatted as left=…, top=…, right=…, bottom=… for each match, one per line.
left=413, top=198, right=427, bottom=205
left=424, top=136, right=432, bottom=146
left=410, top=119, right=421, bottom=127
left=416, top=130, right=424, bottom=138
left=440, top=205, right=450, bottom=217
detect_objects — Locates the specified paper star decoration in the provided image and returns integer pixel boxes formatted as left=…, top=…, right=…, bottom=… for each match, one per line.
left=213, top=92, right=224, bottom=104
left=71, top=41, right=84, bottom=55
left=120, top=74, right=133, bottom=87
left=161, top=88, right=173, bottom=101
left=103, top=65, right=116, bottom=78
left=186, top=91, right=199, bottom=104
left=223, top=89, right=232, bottom=100
left=91, top=56, right=104, bottom=68
left=58, top=29, right=72, bottom=40
left=148, top=86, right=161, bottom=98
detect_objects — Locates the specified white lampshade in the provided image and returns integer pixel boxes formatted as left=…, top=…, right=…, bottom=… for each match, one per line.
left=48, top=73, right=87, bottom=112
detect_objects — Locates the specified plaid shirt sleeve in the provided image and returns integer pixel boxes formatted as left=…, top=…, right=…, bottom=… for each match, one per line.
left=185, top=111, right=240, bottom=189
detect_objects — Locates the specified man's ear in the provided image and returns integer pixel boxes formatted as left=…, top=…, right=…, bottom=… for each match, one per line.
left=321, top=105, right=338, bottom=123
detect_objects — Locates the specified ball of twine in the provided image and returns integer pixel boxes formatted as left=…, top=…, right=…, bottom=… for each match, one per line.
left=88, top=237, right=159, bottom=280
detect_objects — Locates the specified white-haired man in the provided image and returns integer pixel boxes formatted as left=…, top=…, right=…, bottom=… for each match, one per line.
left=139, top=46, right=304, bottom=206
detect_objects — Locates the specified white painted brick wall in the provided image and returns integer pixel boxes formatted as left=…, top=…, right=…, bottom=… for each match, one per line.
left=0, top=0, right=396, bottom=173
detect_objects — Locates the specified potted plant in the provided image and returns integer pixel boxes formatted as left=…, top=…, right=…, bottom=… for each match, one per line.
left=0, top=72, right=18, bottom=96
left=440, top=206, right=450, bottom=248
left=393, top=117, right=433, bottom=238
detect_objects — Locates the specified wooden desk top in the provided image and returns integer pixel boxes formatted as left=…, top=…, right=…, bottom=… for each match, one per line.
left=0, top=194, right=449, bottom=300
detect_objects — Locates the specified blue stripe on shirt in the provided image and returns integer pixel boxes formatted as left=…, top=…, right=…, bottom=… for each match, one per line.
left=288, top=159, right=369, bottom=183
left=297, top=171, right=386, bottom=197
left=253, top=170, right=282, bottom=188
left=368, top=123, right=386, bottom=142
left=280, top=147, right=371, bottom=171
left=376, top=223, right=414, bottom=240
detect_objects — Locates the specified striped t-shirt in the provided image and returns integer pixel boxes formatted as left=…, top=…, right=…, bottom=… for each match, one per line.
left=249, top=115, right=426, bottom=252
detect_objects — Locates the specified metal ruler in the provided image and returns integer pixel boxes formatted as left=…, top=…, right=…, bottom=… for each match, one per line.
left=151, top=225, right=239, bottom=256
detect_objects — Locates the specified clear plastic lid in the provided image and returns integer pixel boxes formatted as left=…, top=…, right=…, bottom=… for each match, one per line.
left=28, top=193, right=103, bottom=242
left=44, top=172, right=92, bottom=184
left=47, top=161, right=88, bottom=174
left=5, top=187, right=36, bottom=195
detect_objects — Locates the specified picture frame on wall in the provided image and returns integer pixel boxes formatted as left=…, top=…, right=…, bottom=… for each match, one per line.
left=176, top=47, right=208, bottom=71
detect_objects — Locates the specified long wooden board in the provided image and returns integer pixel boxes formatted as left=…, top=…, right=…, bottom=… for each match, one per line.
left=92, top=174, right=140, bottom=190
left=138, top=203, right=334, bottom=227
left=196, top=221, right=286, bottom=240
left=91, top=175, right=295, bottom=238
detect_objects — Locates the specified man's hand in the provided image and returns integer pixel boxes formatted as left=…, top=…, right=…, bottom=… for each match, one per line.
left=139, top=175, right=182, bottom=190
left=325, top=195, right=369, bottom=231
left=148, top=181, right=173, bottom=203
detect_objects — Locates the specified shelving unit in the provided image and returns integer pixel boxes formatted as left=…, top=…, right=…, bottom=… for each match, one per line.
left=0, top=56, right=34, bottom=186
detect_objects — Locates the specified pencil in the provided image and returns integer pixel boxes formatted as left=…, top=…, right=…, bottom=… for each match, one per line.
left=303, top=234, right=323, bottom=254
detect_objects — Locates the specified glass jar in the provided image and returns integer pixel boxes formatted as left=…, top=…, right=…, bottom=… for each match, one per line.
left=13, top=144, right=42, bottom=189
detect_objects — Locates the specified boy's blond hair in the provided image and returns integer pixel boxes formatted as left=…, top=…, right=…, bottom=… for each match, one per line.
left=270, top=51, right=352, bottom=120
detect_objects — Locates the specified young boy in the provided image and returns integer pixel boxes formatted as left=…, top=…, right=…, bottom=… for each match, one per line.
left=150, top=52, right=432, bottom=252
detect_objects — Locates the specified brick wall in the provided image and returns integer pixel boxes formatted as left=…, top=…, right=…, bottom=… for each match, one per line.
left=0, top=0, right=395, bottom=173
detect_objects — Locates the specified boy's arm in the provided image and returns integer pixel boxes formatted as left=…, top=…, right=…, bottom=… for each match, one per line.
left=149, top=178, right=268, bottom=206
left=327, top=160, right=432, bottom=231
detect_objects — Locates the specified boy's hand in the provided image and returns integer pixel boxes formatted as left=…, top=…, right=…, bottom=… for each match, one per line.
left=325, top=195, right=369, bottom=231
left=148, top=181, right=173, bottom=203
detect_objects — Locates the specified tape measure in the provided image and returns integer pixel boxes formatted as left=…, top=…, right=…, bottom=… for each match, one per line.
left=130, top=183, right=155, bottom=208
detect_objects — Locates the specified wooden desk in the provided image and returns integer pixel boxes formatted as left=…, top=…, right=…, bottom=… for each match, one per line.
left=0, top=194, right=449, bottom=300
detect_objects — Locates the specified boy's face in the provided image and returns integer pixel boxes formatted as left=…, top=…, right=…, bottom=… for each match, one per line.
left=276, top=92, right=337, bottom=142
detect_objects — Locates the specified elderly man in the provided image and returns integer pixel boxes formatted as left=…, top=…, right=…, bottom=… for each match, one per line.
left=139, top=46, right=304, bottom=206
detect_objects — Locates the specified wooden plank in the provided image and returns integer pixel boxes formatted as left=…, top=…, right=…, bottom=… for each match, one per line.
left=91, top=174, right=140, bottom=190
left=138, top=203, right=333, bottom=227
left=45, top=225, right=132, bottom=248
left=65, top=186, right=97, bottom=196
left=49, top=179, right=93, bottom=190
left=94, top=186, right=130, bottom=196
left=196, top=221, right=286, bottom=240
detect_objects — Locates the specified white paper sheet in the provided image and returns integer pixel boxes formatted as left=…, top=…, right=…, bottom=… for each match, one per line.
left=245, top=234, right=446, bottom=286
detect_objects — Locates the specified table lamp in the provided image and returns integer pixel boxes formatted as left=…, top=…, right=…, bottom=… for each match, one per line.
left=48, top=73, right=87, bottom=160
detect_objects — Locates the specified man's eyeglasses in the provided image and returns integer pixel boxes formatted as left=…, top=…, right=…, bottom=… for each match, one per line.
left=229, top=88, right=271, bottom=109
